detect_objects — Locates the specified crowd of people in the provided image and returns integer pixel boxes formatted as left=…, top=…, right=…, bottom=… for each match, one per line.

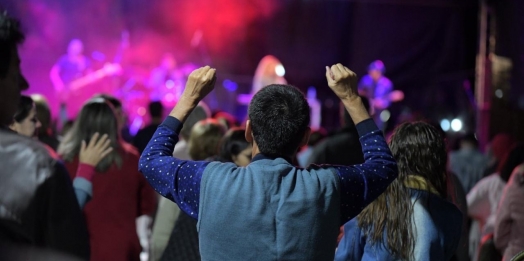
left=1, top=11, right=524, bottom=261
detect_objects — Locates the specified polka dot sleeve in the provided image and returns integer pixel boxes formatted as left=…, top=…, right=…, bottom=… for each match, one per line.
left=333, top=119, right=398, bottom=224
left=138, top=116, right=210, bottom=219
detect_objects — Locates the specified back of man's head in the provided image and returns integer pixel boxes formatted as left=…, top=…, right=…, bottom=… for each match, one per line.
left=248, top=84, right=310, bottom=157
left=148, top=101, right=163, bottom=119
left=180, top=102, right=210, bottom=140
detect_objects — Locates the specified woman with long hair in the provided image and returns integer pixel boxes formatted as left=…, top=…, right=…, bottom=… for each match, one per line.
left=335, top=121, right=463, bottom=260
left=11, top=95, right=112, bottom=209
left=58, top=98, right=157, bottom=261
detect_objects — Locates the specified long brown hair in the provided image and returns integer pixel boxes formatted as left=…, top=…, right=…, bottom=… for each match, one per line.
left=58, top=98, right=122, bottom=172
left=357, top=122, right=448, bottom=260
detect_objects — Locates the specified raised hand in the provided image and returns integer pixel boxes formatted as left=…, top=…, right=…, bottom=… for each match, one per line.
left=182, top=66, right=217, bottom=103
left=325, top=63, right=358, bottom=101
left=79, top=132, right=113, bottom=167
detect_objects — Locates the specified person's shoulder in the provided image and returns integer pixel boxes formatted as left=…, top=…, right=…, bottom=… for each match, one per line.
left=0, top=131, right=57, bottom=221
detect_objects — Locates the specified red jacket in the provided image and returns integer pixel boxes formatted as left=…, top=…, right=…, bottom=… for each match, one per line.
left=65, top=142, right=157, bottom=261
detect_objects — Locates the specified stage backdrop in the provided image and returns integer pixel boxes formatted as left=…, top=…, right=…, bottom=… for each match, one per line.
left=2, top=0, right=479, bottom=131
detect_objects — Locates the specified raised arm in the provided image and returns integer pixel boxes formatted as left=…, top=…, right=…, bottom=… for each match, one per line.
left=325, top=64, right=398, bottom=222
left=139, top=66, right=217, bottom=219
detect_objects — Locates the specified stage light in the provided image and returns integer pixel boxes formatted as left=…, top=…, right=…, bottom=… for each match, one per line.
left=166, top=80, right=175, bottom=89
left=165, top=93, right=175, bottom=102
left=275, top=64, right=285, bottom=77
left=495, top=89, right=503, bottom=98
left=380, top=110, right=391, bottom=122
left=451, top=119, right=462, bottom=132
left=223, top=79, right=238, bottom=92
left=137, top=107, right=146, bottom=116
left=440, top=119, right=450, bottom=132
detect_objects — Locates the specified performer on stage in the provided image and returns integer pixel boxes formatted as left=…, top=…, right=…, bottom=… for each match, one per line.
left=50, top=39, right=122, bottom=124
left=50, top=39, right=91, bottom=123
left=358, top=60, right=393, bottom=129
left=147, top=53, right=184, bottom=103
left=50, top=39, right=91, bottom=103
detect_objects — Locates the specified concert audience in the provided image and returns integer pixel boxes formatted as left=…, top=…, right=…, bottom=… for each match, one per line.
left=57, top=99, right=157, bottom=261
left=296, top=128, right=326, bottom=167
left=335, top=122, right=462, bottom=260
left=449, top=133, right=488, bottom=193
left=139, top=64, right=398, bottom=260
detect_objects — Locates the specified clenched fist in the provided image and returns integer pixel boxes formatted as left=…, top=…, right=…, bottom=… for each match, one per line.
left=182, top=66, right=216, bottom=103
left=325, top=64, right=358, bottom=101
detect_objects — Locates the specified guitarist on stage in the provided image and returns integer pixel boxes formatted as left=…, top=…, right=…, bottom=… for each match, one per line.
left=50, top=38, right=91, bottom=124
left=358, top=60, right=399, bottom=130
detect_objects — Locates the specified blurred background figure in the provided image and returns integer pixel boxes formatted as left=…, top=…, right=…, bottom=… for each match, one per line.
left=297, top=128, right=326, bottom=168
left=9, top=95, right=41, bottom=137
left=58, top=98, right=157, bottom=261
left=50, top=39, right=91, bottom=122
left=468, top=144, right=522, bottom=261
left=450, top=133, right=488, bottom=193
left=133, top=101, right=164, bottom=154
left=188, top=119, right=226, bottom=162
left=31, top=94, right=60, bottom=150
left=358, top=60, right=393, bottom=129
left=495, top=160, right=524, bottom=261
left=218, top=128, right=252, bottom=167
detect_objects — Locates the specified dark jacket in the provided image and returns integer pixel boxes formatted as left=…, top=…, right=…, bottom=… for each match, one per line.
left=0, top=130, right=90, bottom=259
left=307, top=126, right=364, bottom=166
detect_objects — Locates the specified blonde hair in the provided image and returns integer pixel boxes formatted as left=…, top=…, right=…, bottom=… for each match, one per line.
left=188, top=119, right=226, bottom=160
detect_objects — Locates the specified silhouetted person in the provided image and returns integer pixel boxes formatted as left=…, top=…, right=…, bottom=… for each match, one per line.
left=133, top=101, right=164, bottom=153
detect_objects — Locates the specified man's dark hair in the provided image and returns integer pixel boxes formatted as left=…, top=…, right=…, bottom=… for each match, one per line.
left=0, top=11, right=24, bottom=78
left=148, top=101, right=163, bottom=118
left=248, top=84, right=310, bottom=157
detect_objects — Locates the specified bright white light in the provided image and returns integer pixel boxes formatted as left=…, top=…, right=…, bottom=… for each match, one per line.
left=275, top=64, right=285, bottom=77
left=451, top=119, right=463, bottom=132
left=165, top=80, right=174, bottom=89
left=380, top=110, right=391, bottom=122
left=495, top=89, right=503, bottom=98
left=440, top=119, right=450, bottom=132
